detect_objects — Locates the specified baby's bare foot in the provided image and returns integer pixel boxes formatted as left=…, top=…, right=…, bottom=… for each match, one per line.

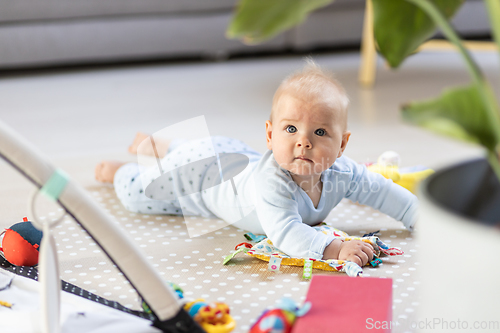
left=128, top=132, right=170, bottom=158
left=95, top=161, right=125, bottom=183
left=128, top=132, right=150, bottom=155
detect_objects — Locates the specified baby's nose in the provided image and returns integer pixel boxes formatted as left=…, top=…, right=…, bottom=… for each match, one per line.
left=296, top=137, right=312, bottom=148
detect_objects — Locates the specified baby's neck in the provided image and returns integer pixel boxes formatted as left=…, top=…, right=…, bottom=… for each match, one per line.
left=291, top=173, right=322, bottom=193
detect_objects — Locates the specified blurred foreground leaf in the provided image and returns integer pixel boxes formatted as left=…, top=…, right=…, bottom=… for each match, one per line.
left=402, top=84, right=499, bottom=151
left=373, top=0, right=464, bottom=68
left=227, top=0, right=334, bottom=44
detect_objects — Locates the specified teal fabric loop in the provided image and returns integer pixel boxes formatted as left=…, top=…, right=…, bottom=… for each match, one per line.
left=244, top=233, right=266, bottom=242
left=40, top=169, right=69, bottom=202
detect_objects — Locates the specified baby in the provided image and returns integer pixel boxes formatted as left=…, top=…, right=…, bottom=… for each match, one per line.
left=96, top=60, right=417, bottom=267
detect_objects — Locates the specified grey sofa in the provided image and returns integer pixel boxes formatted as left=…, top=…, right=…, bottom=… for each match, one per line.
left=0, top=0, right=491, bottom=70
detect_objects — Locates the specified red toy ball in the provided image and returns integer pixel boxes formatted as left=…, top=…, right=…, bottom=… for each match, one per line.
left=0, top=217, right=43, bottom=266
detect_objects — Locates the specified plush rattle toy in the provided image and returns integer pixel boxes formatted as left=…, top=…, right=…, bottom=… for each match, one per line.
left=250, top=298, right=311, bottom=333
left=184, top=299, right=236, bottom=333
left=0, top=217, right=43, bottom=266
left=366, top=151, right=434, bottom=193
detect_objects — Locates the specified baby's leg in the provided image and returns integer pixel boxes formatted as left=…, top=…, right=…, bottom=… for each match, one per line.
left=114, top=163, right=183, bottom=215
left=95, top=132, right=171, bottom=183
left=128, top=132, right=171, bottom=158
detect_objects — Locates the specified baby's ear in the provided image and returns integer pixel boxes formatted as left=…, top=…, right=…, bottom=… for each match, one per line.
left=265, top=120, right=273, bottom=150
left=337, top=131, right=351, bottom=157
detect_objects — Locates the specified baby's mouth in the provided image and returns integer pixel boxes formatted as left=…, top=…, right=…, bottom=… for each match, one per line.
left=295, top=156, right=312, bottom=162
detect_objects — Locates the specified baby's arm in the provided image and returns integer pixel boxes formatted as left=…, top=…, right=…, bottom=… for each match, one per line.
left=344, top=156, right=419, bottom=231
left=322, top=239, right=375, bottom=266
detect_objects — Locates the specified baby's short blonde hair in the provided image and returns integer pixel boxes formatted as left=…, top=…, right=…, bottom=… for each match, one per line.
left=270, top=58, right=350, bottom=129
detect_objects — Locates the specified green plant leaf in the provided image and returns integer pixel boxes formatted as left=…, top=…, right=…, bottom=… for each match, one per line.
left=402, top=84, right=499, bottom=151
left=485, top=0, right=500, bottom=65
left=227, top=0, right=334, bottom=44
left=373, top=0, right=464, bottom=68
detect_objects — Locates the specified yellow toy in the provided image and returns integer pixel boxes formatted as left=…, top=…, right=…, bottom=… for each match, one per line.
left=0, top=300, right=12, bottom=308
left=184, top=299, right=236, bottom=333
left=367, top=151, right=434, bottom=193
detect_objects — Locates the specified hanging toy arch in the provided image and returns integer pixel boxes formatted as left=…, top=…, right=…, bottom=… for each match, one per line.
left=0, top=119, right=205, bottom=332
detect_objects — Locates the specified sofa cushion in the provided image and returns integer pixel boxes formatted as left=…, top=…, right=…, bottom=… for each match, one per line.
left=0, top=0, right=237, bottom=23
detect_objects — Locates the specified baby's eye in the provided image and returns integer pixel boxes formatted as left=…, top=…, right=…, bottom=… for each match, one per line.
left=286, top=125, right=297, bottom=133
left=315, top=128, right=326, bottom=136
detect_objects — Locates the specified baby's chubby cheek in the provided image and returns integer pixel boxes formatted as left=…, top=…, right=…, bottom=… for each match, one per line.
left=319, top=156, right=337, bottom=170
left=275, top=155, right=295, bottom=171
left=272, top=154, right=298, bottom=174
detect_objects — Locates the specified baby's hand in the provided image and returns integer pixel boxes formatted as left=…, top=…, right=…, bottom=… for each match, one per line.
left=338, top=240, right=375, bottom=267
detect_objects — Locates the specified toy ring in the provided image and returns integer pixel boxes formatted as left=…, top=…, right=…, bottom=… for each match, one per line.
left=200, top=316, right=236, bottom=333
left=29, top=189, right=66, bottom=230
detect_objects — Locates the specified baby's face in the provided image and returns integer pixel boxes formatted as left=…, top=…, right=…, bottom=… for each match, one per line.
left=266, top=93, right=350, bottom=178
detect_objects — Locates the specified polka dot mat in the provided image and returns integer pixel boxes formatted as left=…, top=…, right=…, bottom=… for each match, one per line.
left=49, top=186, right=420, bottom=333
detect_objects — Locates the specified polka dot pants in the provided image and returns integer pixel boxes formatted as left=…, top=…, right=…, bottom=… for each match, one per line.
left=113, top=136, right=259, bottom=217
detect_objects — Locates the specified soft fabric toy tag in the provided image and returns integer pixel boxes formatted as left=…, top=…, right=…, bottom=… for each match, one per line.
left=302, top=260, right=313, bottom=280
left=370, top=256, right=383, bottom=267
left=268, top=257, right=282, bottom=272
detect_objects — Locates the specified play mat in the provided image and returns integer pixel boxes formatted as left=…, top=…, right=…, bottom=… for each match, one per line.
left=21, top=185, right=419, bottom=332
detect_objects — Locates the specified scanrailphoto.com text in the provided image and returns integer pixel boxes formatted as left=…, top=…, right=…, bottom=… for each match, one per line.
left=366, top=317, right=500, bottom=331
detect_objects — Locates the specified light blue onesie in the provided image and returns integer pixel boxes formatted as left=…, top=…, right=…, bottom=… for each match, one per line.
left=114, top=136, right=418, bottom=259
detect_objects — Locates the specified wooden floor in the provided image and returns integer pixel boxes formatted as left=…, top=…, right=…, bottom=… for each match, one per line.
left=0, top=50, right=496, bottom=332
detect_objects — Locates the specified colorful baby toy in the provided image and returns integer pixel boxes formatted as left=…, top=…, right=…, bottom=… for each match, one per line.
left=0, top=217, right=43, bottom=266
left=366, top=151, right=434, bottom=193
left=250, top=298, right=311, bottom=333
left=141, top=276, right=236, bottom=332
left=224, top=224, right=403, bottom=278
left=184, top=299, right=236, bottom=333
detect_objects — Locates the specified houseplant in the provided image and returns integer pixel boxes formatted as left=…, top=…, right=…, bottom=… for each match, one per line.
left=227, top=0, right=500, bottom=326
